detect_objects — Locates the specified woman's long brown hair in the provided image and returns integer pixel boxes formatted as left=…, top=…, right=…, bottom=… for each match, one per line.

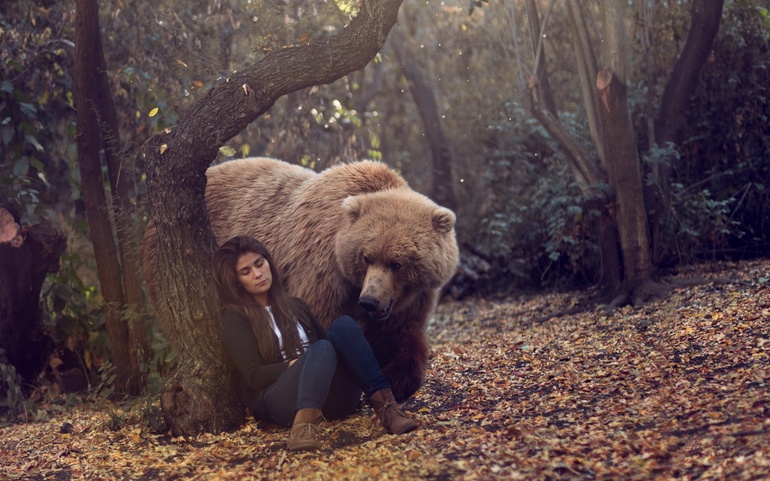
left=211, top=235, right=305, bottom=363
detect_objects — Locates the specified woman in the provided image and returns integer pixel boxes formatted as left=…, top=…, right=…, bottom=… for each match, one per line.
left=211, top=235, right=417, bottom=451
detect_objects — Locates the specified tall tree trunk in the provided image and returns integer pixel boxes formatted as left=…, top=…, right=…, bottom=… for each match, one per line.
left=598, top=1, right=652, bottom=289
left=390, top=28, right=457, bottom=211
left=525, top=0, right=621, bottom=292
left=141, top=0, right=404, bottom=436
left=74, top=0, right=138, bottom=395
left=596, top=69, right=651, bottom=287
left=525, top=0, right=558, bottom=117
left=650, top=0, right=725, bottom=262
left=90, top=0, right=148, bottom=396
left=655, top=0, right=725, bottom=146
left=566, top=0, right=608, bottom=169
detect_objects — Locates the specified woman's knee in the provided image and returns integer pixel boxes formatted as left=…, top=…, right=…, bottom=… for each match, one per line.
left=307, top=339, right=336, bottom=359
left=328, top=316, right=358, bottom=338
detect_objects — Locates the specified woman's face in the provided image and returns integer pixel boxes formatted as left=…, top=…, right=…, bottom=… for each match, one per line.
left=236, top=251, right=273, bottom=305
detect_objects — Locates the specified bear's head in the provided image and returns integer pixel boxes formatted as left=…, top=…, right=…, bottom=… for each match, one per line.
left=335, top=189, right=459, bottom=321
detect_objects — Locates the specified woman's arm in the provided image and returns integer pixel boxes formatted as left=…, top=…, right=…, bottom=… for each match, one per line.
left=220, top=308, right=289, bottom=391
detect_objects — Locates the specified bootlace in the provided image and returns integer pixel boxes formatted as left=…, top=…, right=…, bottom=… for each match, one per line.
left=379, top=401, right=405, bottom=424
left=290, top=422, right=321, bottom=440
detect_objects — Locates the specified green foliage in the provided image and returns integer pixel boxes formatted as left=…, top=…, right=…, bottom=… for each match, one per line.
left=0, top=2, right=78, bottom=216
left=0, top=349, right=25, bottom=422
left=86, top=362, right=116, bottom=402
left=664, top=182, right=741, bottom=263
left=471, top=102, right=601, bottom=290
left=675, top=0, right=770, bottom=258
left=643, top=143, right=744, bottom=265
left=143, top=318, right=177, bottom=396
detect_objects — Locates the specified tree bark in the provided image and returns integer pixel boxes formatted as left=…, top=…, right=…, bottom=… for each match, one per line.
left=525, top=0, right=558, bottom=117
left=655, top=0, right=725, bottom=146
left=566, top=0, right=608, bottom=169
left=141, top=0, right=404, bottom=436
left=90, top=0, right=148, bottom=396
left=74, top=0, right=138, bottom=395
left=390, top=28, right=457, bottom=212
left=598, top=1, right=652, bottom=289
left=650, top=0, right=725, bottom=262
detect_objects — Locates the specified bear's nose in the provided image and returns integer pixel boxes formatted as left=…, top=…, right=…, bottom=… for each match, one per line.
left=359, top=295, right=380, bottom=312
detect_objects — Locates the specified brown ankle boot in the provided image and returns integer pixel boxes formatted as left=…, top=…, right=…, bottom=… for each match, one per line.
left=287, top=408, right=323, bottom=451
left=369, top=389, right=418, bottom=435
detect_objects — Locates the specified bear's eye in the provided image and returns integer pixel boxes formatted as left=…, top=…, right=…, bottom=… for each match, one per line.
left=389, top=262, right=402, bottom=272
left=363, top=255, right=371, bottom=265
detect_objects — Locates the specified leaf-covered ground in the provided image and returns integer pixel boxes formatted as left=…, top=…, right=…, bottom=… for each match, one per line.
left=2, top=260, right=769, bottom=480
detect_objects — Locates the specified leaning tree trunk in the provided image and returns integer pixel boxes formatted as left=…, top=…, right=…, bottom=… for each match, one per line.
left=390, top=27, right=458, bottom=212
left=141, top=0, right=404, bottom=436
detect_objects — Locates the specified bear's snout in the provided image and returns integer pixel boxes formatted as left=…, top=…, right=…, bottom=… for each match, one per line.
left=359, top=295, right=394, bottom=320
left=359, top=295, right=380, bottom=313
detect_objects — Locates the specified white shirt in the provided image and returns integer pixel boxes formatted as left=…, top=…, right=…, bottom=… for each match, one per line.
left=266, top=306, right=311, bottom=360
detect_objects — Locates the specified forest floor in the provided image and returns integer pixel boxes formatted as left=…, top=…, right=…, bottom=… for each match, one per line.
left=2, top=259, right=770, bottom=480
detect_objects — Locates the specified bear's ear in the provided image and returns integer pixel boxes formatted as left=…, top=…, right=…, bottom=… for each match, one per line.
left=341, top=196, right=362, bottom=222
left=432, top=207, right=456, bottom=234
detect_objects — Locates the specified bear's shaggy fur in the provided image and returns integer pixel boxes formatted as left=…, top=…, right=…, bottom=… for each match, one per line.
left=143, top=157, right=458, bottom=401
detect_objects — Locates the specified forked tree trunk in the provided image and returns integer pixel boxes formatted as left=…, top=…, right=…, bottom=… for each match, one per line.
left=526, top=0, right=621, bottom=293
left=523, top=0, right=723, bottom=304
left=141, top=0, right=404, bottom=436
left=596, top=68, right=651, bottom=289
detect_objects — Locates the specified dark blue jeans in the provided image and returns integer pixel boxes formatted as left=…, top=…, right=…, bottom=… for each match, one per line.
left=262, top=316, right=391, bottom=426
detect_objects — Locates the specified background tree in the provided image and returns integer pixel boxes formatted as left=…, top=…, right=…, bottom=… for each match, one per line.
left=650, top=0, right=726, bottom=262
left=390, top=26, right=458, bottom=212
left=74, top=0, right=147, bottom=395
left=514, top=0, right=725, bottom=303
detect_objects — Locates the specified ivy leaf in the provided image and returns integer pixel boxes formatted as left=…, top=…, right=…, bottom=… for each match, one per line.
left=26, top=135, right=44, bottom=152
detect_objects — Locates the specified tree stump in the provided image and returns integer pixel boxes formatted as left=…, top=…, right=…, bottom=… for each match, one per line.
left=0, top=205, right=66, bottom=383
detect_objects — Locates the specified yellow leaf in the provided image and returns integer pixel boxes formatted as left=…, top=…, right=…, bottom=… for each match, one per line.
left=219, top=145, right=236, bottom=157
left=177, top=59, right=188, bottom=68
left=418, top=407, right=430, bottom=413
left=160, top=144, right=168, bottom=155
left=148, top=107, right=159, bottom=117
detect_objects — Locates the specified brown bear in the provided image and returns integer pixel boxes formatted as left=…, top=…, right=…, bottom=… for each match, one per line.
left=143, top=157, right=458, bottom=402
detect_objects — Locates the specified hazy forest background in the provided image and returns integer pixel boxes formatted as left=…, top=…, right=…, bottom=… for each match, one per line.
left=1, top=0, right=770, bottom=477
